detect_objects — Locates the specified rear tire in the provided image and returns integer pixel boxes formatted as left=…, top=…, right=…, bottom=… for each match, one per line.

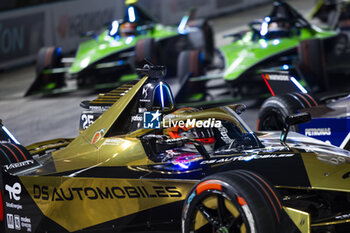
left=257, top=92, right=318, bottom=131
left=188, top=19, right=214, bottom=64
left=182, top=170, right=283, bottom=233
left=33, top=46, right=65, bottom=91
left=36, top=46, right=62, bottom=76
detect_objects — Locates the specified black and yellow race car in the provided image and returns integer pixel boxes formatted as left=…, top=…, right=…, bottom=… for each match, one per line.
left=1, top=66, right=350, bottom=233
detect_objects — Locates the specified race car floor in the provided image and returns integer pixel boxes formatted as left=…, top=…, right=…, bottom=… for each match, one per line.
left=0, top=0, right=315, bottom=146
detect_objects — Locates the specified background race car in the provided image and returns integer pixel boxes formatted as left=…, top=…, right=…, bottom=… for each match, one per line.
left=310, top=0, right=350, bottom=32
left=257, top=70, right=350, bottom=151
left=178, top=0, right=350, bottom=104
left=25, top=0, right=214, bottom=96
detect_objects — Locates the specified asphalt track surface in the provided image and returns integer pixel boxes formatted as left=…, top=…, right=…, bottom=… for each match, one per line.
left=0, top=0, right=314, bottom=146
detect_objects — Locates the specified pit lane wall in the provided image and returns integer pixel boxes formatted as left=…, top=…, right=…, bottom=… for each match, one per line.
left=0, top=0, right=270, bottom=69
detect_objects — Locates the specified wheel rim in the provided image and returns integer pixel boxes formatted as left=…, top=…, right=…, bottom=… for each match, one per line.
left=189, top=192, right=247, bottom=233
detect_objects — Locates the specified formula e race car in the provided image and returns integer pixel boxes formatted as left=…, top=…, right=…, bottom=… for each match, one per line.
left=310, top=0, right=350, bottom=31
left=257, top=70, right=350, bottom=151
left=178, top=0, right=350, bottom=101
left=25, top=0, right=214, bottom=96
left=1, top=65, right=350, bottom=233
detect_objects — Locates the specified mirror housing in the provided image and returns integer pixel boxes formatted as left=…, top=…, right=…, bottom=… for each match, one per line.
left=281, top=112, right=311, bottom=143
left=285, top=112, right=311, bottom=126
left=80, top=100, right=90, bottom=109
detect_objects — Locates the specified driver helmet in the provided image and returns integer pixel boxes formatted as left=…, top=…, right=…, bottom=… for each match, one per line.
left=268, top=21, right=290, bottom=32
left=120, top=22, right=137, bottom=37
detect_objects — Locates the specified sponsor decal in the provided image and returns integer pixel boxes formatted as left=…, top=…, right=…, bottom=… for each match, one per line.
left=200, top=153, right=295, bottom=164
left=5, top=182, right=21, bottom=201
left=89, top=106, right=109, bottom=112
left=6, top=202, right=22, bottom=210
left=218, top=126, right=233, bottom=144
left=91, top=129, right=105, bottom=144
left=14, top=215, right=20, bottom=230
left=140, top=99, right=151, bottom=103
left=142, top=84, right=151, bottom=99
left=21, top=216, right=32, bottom=232
left=6, top=213, right=31, bottom=232
left=143, top=110, right=161, bottom=129
left=335, top=213, right=350, bottom=220
left=7, top=214, right=14, bottom=229
left=0, top=139, right=12, bottom=143
left=305, top=128, right=331, bottom=136
left=131, top=115, right=143, bottom=122
left=265, top=74, right=289, bottom=81
left=33, top=185, right=181, bottom=201
left=317, top=154, right=347, bottom=166
left=140, top=83, right=154, bottom=102
left=103, top=138, right=122, bottom=146
left=4, top=160, right=35, bottom=171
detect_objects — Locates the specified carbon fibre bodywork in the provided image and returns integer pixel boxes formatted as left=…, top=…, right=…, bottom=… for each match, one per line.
left=2, top=74, right=350, bottom=233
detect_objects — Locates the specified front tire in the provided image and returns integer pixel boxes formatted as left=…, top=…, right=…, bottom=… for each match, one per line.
left=257, top=92, right=318, bottom=131
left=182, top=170, right=283, bottom=233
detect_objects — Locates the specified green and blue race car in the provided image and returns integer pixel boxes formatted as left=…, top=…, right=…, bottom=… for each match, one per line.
left=179, top=0, right=349, bottom=101
left=26, top=0, right=214, bottom=96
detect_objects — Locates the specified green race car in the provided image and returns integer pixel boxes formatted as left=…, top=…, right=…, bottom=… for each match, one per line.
left=26, top=0, right=214, bottom=96
left=178, top=0, right=348, bottom=101
left=310, top=0, right=350, bottom=30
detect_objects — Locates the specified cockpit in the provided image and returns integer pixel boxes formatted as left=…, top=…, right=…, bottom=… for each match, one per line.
left=143, top=107, right=263, bottom=163
left=109, top=2, right=157, bottom=38
left=250, top=1, right=311, bottom=40
left=105, top=65, right=263, bottom=164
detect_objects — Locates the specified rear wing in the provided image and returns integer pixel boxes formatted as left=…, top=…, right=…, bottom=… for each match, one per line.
left=79, top=80, right=139, bottom=132
left=261, top=70, right=308, bottom=96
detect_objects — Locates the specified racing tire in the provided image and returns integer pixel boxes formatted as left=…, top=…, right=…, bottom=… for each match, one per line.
left=257, top=92, right=318, bottom=131
left=36, top=46, right=62, bottom=76
left=188, top=19, right=214, bottom=64
left=182, top=170, right=283, bottom=233
left=176, top=50, right=205, bottom=102
left=135, top=38, right=158, bottom=68
left=29, top=46, right=66, bottom=94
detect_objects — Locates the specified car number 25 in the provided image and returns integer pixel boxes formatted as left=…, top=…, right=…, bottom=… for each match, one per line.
left=81, top=114, right=94, bottom=130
